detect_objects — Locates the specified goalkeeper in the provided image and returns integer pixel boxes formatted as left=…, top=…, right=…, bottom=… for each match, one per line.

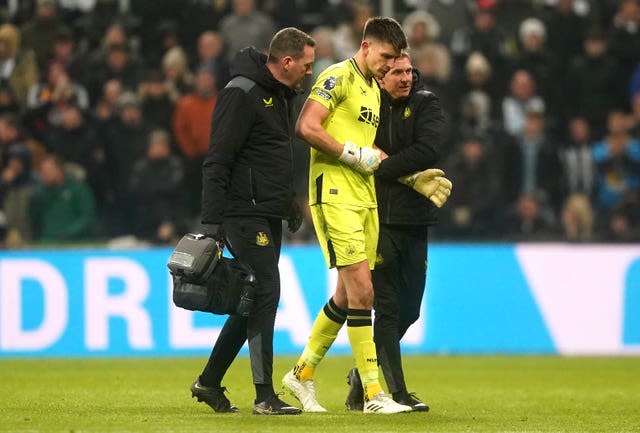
left=344, top=53, right=450, bottom=412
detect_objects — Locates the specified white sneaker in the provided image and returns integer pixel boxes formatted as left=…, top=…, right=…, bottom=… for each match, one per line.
left=363, top=392, right=412, bottom=414
left=282, top=370, right=327, bottom=412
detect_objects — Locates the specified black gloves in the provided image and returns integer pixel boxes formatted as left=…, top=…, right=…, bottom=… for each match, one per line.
left=287, top=201, right=303, bottom=233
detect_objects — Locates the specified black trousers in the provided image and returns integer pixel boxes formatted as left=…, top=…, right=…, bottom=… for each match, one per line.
left=372, top=224, right=428, bottom=394
left=199, top=216, right=282, bottom=387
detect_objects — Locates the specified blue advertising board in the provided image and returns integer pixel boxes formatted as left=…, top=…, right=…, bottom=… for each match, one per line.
left=1, top=244, right=639, bottom=357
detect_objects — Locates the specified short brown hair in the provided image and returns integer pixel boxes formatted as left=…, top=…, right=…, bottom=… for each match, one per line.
left=363, top=16, right=408, bottom=51
left=268, top=27, right=316, bottom=62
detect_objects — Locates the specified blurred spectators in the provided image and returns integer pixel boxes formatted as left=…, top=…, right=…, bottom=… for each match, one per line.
left=172, top=65, right=217, bottom=218
left=86, top=24, right=142, bottom=101
left=561, top=193, right=594, bottom=242
left=561, top=117, right=596, bottom=198
left=0, top=133, right=35, bottom=242
left=454, top=51, right=497, bottom=142
left=442, top=135, right=500, bottom=238
left=20, top=0, right=69, bottom=70
left=0, top=23, right=39, bottom=106
left=28, top=153, right=95, bottom=241
left=450, top=5, right=510, bottom=90
left=592, top=110, right=640, bottom=213
left=630, top=92, right=640, bottom=139
left=544, top=0, right=590, bottom=98
left=423, top=0, right=472, bottom=47
left=502, top=100, right=564, bottom=213
left=511, top=17, right=561, bottom=129
left=137, top=69, right=175, bottom=133
left=194, top=30, right=229, bottom=90
left=607, top=0, right=640, bottom=89
left=101, top=91, right=151, bottom=236
left=25, top=61, right=89, bottom=139
left=565, top=27, right=627, bottom=139
left=501, top=69, right=544, bottom=138
left=0, top=0, right=637, bottom=245
left=129, top=128, right=185, bottom=243
left=161, top=45, right=194, bottom=101
left=504, top=193, right=557, bottom=241
left=402, top=10, right=441, bottom=52
left=309, top=26, right=337, bottom=84
left=332, top=1, right=373, bottom=59
left=43, top=104, right=106, bottom=205
left=219, top=0, right=275, bottom=62
left=49, top=29, right=84, bottom=83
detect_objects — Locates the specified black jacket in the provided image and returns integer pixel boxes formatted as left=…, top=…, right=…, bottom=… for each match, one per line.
left=375, top=71, right=445, bottom=226
left=201, top=47, right=298, bottom=224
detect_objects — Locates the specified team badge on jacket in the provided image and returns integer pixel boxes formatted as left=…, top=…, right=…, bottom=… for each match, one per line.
left=263, top=97, right=273, bottom=107
left=256, top=232, right=270, bottom=246
left=403, top=107, right=411, bottom=119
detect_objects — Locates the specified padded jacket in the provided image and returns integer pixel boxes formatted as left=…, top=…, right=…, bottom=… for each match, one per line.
left=375, top=71, right=445, bottom=226
left=201, top=47, right=298, bottom=224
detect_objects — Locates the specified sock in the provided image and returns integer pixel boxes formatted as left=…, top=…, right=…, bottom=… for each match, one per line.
left=293, top=298, right=347, bottom=381
left=255, top=383, right=275, bottom=403
left=347, top=308, right=382, bottom=401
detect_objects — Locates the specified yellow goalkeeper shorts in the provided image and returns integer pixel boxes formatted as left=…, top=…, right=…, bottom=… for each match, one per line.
left=310, top=202, right=378, bottom=269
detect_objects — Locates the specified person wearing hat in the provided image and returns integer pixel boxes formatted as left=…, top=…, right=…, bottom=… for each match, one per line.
left=511, top=17, right=561, bottom=126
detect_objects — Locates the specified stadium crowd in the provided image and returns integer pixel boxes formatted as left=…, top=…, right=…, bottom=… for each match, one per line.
left=0, top=0, right=639, bottom=248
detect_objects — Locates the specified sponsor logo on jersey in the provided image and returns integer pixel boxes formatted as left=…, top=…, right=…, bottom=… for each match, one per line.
left=358, top=106, right=379, bottom=127
left=314, top=88, right=332, bottom=100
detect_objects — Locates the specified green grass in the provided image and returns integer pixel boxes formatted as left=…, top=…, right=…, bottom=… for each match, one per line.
left=1, top=355, right=640, bottom=432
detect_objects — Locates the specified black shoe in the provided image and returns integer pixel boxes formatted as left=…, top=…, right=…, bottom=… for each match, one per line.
left=252, top=394, right=302, bottom=415
left=191, top=380, right=239, bottom=413
left=394, top=392, right=429, bottom=412
left=345, top=368, right=364, bottom=411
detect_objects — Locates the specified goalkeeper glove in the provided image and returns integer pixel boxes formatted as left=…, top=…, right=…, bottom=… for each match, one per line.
left=338, top=141, right=381, bottom=174
left=398, top=168, right=453, bottom=208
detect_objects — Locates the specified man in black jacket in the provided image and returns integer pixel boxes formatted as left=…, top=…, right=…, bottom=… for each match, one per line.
left=191, top=27, right=316, bottom=415
left=345, top=53, right=446, bottom=412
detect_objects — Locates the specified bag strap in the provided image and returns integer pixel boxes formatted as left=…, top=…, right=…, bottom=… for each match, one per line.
left=220, top=236, right=256, bottom=276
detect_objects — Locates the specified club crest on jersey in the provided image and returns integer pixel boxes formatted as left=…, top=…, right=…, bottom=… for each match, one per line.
left=262, top=97, right=274, bottom=107
left=375, top=254, right=384, bottom=266
left=403, top=107, right=411, bottom=119
left=256, top=232, right=270, bottom=246
left=323, top=76, right=336, bottom=90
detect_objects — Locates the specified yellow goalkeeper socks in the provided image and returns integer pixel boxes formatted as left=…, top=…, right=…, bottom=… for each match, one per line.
left=293, top=298, right=346, bottom=381
left=347, top=308, right=382, bottom=400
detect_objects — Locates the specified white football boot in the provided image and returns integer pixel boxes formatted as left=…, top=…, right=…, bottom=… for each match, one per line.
left=282, top=369, right=327, bottom=412
left=363, top=392, right=412, bottom=414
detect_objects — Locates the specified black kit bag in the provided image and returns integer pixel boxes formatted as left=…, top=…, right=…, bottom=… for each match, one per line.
left=167, top=233, right=256, bottom=316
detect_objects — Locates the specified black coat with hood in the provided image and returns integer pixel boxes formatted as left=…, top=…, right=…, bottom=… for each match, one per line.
left=201, top=47, right=298, bottom=224
left=375, top=70, right=445, bottom=226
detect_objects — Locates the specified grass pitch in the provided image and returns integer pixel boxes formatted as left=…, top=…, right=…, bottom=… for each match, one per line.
left=1, top=355, right=639, bottom=432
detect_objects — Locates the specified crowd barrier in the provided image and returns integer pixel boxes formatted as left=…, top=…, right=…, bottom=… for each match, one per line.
left=1, top=243, right=639, bottom=357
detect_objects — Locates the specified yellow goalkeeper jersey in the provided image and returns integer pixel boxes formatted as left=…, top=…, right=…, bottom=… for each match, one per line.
left=307, top=59, right=381, bottom=207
